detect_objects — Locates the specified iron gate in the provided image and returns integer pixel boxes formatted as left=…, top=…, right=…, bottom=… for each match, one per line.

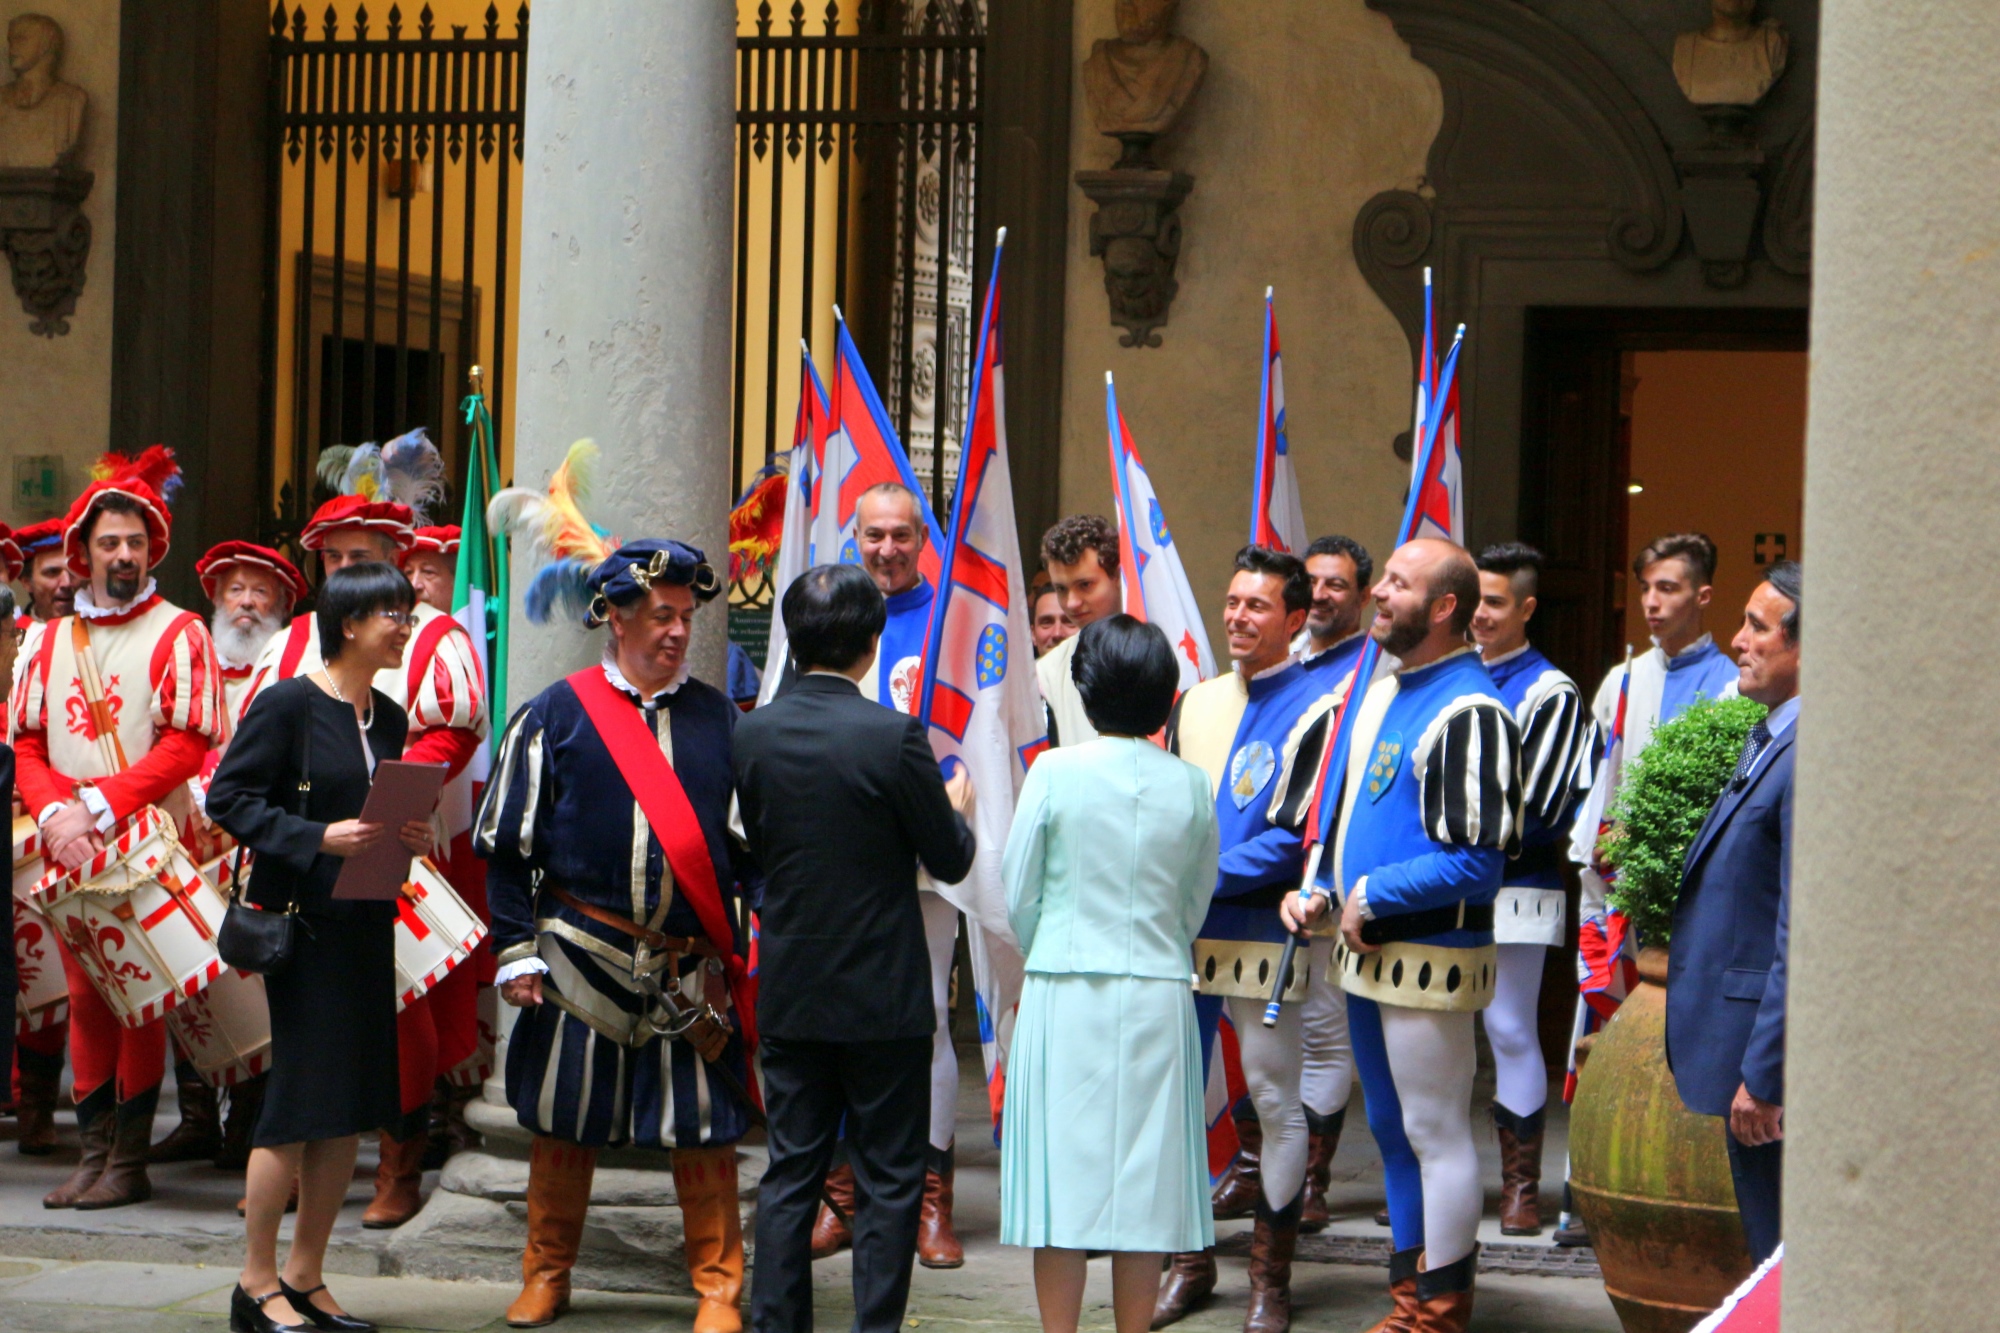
left=733, top=0, right=985, bottom=517
left=260, top=1, right=527, bottom=552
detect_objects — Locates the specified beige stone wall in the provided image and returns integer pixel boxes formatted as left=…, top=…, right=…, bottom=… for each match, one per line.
left=1788, top=2, right=2000, bottom=1326
left=0, top=0, right=117, bottom=525
left=1057, top=0, right=1438, bottom=642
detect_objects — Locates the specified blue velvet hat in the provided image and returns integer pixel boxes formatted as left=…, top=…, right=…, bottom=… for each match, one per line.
left=585, top=539, right=720, bottom=626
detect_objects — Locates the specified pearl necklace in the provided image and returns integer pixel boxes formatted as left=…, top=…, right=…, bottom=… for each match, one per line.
left=321, top=670, right=373, bottom=730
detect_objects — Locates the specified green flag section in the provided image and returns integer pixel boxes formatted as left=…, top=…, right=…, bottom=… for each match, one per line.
left=455, top=387, right=510, bottom=754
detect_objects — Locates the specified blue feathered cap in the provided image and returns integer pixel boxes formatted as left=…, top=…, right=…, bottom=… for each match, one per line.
left=585, top=539, right=721, bottom=627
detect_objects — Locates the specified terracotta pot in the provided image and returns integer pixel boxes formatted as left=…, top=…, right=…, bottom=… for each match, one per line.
left=1569, top=947, right=1752, bottom=1333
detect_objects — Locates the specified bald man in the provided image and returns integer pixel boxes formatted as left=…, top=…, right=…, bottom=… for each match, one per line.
left=1286, top=539, right=1523, bottom=1333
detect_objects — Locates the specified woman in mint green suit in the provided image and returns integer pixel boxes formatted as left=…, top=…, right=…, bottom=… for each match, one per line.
left=1001, top=616, right=1219, bottom=1333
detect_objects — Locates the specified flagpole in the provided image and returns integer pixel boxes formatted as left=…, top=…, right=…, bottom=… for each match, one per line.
left=1263, top=325, right=1465, bottom=1027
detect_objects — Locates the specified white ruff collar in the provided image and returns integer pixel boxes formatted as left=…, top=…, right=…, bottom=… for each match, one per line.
left=601, top=648, right=690, bottom=703
left=74, top=579, right=158, bottom=620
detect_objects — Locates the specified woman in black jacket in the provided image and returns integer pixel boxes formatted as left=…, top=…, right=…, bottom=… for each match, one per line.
left=208, top=563, right=434, bottom=1333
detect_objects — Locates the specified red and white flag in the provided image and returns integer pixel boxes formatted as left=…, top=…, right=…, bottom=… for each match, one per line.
left=1691, top=1247, right=1781, bottom=1332
left=758, top=346, right=832, bottom=705
left=812, top=313, right=943, bottom=585
left=1106, top=372, right=1216, bottom=692
left=1251, top=288, right=1308, bottom=554
left=917, top=232, right=1045, bottom=1129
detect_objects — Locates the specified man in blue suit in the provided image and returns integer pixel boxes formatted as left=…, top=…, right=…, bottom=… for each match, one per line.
left=1665, top=560, right=1802, bottom=1264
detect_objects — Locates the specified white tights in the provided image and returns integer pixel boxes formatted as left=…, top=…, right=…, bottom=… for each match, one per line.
left=922, top=892, right=961, bottom=1153
left=1382, top=1005, right=1480, bottom=1270
left=1225, top=996, right=1308, bottom=1210
left=1484, top=943, right=1549, bottom=1118
left=1301, top=938, right=1355, bottom=1119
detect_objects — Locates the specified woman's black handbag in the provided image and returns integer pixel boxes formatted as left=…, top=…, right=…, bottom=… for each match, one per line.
left=216, top=685, right=311, bottom=975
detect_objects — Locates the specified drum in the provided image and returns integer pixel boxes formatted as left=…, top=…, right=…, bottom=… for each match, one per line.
left=13, top=816, right=65, bottom=1036
left=165, top=855, right=272, bottom=1087
left=445, top=982, right=501, bottom=1089
left=13, top=815, right=42, bottom=900
left=394, top=857, right=488, bottom=1013
left=29, top=806, right=228, bottom=1029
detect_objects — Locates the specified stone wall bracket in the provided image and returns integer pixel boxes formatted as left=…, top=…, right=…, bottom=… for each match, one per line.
left=0, top=167, right=94, bottom=337
left=1673, top=109, right=1764, bottom=290
left=1076, top=166, right=1192, bottom=349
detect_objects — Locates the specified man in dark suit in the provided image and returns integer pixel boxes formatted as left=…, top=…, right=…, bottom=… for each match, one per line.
left=1666, top=560, right=1802, bottom=1264
left=733, top=563, right=976, bottom=1333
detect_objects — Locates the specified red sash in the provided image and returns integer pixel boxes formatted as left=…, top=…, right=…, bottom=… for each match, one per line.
left=566, top=668, right=758, bottom=1053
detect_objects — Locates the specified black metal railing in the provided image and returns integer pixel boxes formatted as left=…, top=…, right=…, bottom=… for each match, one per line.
left=260, top=1, right=527, bottom=553
left=733, top=0, right=984, bottom=519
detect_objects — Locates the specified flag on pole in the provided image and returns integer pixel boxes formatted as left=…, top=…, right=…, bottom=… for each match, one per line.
left=1564, top=649, right=1640, bottom=1101
left=811, top=312, right=943, bottom=588
left=1106, top=373, right=1216, bottom=692
left=1250, top=288, right=1308, bottom=554
left=757, top=347, right=832, bottom=705
left=1690, top=1247, right=1781, bottom=1333
left=1407, top=267, right=1464, bottom=545
left=454, top=378, right=509, bottom=747
left=915, top=231, right=1044, bottom=1131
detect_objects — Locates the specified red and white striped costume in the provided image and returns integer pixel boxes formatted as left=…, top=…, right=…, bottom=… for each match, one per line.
left=243, top=601, right=490, bottom=1118
left=14, top=590, right=223, bottom=1102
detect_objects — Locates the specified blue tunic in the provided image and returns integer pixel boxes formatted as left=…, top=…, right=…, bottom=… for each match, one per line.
left=475, top=669, right=757, bottom=1150
left=1483, top=645, right=1591, bottom=892
left=1659, top=635, right=1739, bottom=726
left=868, top=579, right=935, bottom=712
left=1300, top=630, right=1368, bottom=682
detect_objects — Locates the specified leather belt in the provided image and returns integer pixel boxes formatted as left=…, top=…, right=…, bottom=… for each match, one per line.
left=1360, top=901, right=1495, bottom=946
left=546, top=885, right=716, bottom=958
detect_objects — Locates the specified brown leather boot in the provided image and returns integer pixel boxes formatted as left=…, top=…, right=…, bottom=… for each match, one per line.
left=1360, top=1246, right=1422, bottom=1333
left=214, top=1073, right=267, bottom=1170
left=1494, top=1104, right=1545, bottom=1236
left=810, top=1163, right=856, bottom=1260
left=917, top=1145, right=964, bottom=1269
left=673, top=1145, right=744, bottom=1333
left=75, top=1086, right=159, bottom=1209
left=1242, top=1195, right=1301, bottom=1333
left=149, top=1061, right=221, bottom=1163
left=43, top=1085, right=113, bottom=1208
left=1300, top=1106, right=1344, bottom=1232
left=506, top=1136, right=598, bottom=1327
left=362, top=1130, right=428, bottom=1228
left=15, top=1047, right=62, bottom=1156
left=1210, top=1110, right=1263, bottom=1221
left=1149, top=1249, right=1216, bottom=1330
left=1411, top=1246, right=1476, bottom=1332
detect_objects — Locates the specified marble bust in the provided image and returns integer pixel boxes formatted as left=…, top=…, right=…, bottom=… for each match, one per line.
left=1673, top=0, right=1787, bottom=107
left=1081, top=0, right=1207, bottom=142
left=0, top=13, right=87, bottom=169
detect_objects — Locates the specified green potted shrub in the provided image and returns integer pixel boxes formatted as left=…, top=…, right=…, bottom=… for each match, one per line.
left=1568, top=695, right=1766, bottom=1333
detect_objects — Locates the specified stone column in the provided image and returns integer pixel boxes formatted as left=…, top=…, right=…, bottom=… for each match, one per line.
left=504, top=0, right=736, bottom=704
left=384, top=5, right=747, bottom=1293
left=1789, top=2, right=2000, bottom=1327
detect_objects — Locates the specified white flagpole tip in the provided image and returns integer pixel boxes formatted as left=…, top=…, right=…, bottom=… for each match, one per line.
left=1265, top=285, right=1274, bottom=300
left=833, top=303, right=845, bottom=324
left=1424, top=265, right=1432, bottom=283
left=1105, top=370, right=1114, bottom=386
left=1454, top=323, right=1467, bottom=337
left=799, top=338, right=812, bottom=357
left=996, top=225, right=1008, bottom=245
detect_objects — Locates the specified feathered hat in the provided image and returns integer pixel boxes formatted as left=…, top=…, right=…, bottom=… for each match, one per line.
left=62, top=445, right=183, bottom=577
left=0, top=524, right=21, bottom=585
left=490, top=442, right=722, bottom=628
left=301, top=427, right=446, bottom=552
left=195, top=541, right=309, bottom=606
left=403, top=525, right=461, bottom=565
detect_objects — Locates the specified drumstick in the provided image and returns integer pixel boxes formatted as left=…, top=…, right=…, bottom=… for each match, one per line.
left=1262, top=843, right=1321, bottom=1028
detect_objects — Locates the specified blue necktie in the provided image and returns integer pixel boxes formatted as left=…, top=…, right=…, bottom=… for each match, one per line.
left=1732, top=721, right=1772, bottom=788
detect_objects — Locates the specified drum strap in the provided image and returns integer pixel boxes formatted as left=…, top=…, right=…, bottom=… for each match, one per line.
left=71, top=618, right=131, bottom=776
left=566, top=667, right=757, bottom=1055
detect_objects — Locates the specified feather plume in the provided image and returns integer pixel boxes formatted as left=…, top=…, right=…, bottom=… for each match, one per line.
left=316, top=444, right=360, bottom=495
left=488, top=440, right=617, bottom=624
left=90, top=445, right=183, bottom=507
left=378, top=427, right=447, bottom=525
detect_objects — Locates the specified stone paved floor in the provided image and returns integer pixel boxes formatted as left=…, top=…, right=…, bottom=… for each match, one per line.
left=0, top=1049, right=1619, bottom=1332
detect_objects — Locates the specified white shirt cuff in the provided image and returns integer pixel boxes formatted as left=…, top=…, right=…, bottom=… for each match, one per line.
left=34, top=802, right=64, bottom=829
left=1351, top=876, right=1375, bottom=921
left=78, top=785, right=115, bottom=833
left=494, top=956, right=549, bottom=985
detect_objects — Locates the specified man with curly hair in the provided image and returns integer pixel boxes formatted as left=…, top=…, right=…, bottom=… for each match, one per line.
left=1035, top=515, right=1122, bottom=746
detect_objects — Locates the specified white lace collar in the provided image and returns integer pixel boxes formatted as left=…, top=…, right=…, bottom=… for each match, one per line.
left=73, top=579, right=158, bottom=621
left=601, top=648, right=689, bottom=704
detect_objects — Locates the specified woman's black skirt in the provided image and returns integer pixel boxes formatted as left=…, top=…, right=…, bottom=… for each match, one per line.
left=254, top=910, right=401, bottom=1147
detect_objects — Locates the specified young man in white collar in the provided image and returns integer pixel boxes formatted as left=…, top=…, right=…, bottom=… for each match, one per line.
left=1155, top=546, right=1332, bottom=1333
left=1035, top=515, right=1123, bottom=747
left=1470, top=543, right=1593, bottom=1236
left=15, top=450, right=227, bottom=1211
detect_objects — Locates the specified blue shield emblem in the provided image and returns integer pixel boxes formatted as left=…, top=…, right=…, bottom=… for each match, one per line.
left=1365, top=732, right=1403, bottom=802
left=839, top=537, right=861, bottom=566
left=1228, top=740, right=1276, bottom=811
left=975, top=623, right=1007, bottom=688
left=1148, top=498, right=1173, bottom=547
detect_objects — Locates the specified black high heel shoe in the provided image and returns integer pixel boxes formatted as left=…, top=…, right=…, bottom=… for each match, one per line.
left=279, top=1279, right=378, bottom=1333
left=231, top=1285, right=312, bottom=1333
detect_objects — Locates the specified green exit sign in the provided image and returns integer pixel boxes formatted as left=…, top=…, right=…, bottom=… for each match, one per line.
left=12, top=456, right=62, bottom=519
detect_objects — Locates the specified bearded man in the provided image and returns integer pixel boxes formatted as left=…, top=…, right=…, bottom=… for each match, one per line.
left=198, top=543, right=307, bottom=721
